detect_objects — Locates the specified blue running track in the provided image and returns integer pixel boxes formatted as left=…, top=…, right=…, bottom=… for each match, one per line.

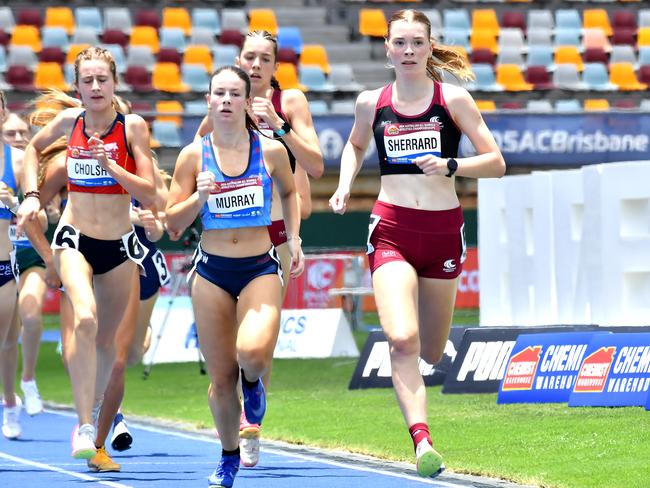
left=0, top=409, right=514, bottom=488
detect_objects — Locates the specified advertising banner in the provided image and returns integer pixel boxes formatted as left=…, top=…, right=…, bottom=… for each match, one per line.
left=497, top=332, right=608, bottom=404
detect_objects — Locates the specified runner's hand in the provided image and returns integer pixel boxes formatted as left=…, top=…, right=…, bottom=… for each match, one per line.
left=88, top=132, right=115, bottom=170
left=16, top=196, right=41, bottom=236
left=251, top=97, right=283, bottom=132
left=413, top=155, right=447, bottom=176
left=45, top=263, right=61, bottom=289
left=289, top=241, right=304, bottom=278
left=329, top=187, right=350, bottom=215
left=196, top=171, right=215, bottom=204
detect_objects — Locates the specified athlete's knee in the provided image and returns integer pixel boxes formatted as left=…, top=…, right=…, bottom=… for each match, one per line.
left=420, top=347, right=444, bottom=365
left=74, top=309, right=98, bottom=338
left=387, top=333, right=420, bottom=357
left=209, top=366, right=239, bottom=394
left=238, top=347, right=271, bottom=376
left=110, top=357, right=128, bottom=377
left=126, top=347, right=143, bottom=367
left=19, top=308, right=42, bottom=330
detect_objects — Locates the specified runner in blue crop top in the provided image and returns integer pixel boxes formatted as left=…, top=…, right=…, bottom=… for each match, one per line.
left=166, top=66, right=303, bottom=488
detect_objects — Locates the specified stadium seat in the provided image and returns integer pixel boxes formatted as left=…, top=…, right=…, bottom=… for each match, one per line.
left=190, top=28, right=216, bottom=49
left=584, top=99, right=610, bottom=111
left=249, top=9, right=278, bottom=36
left=221, top=9, right=248, bottom=33
left=640, top=10, right=650, bottom=29
left=527, top=29, right=553, bottom=48
left=444, top=9, right=471, bottom=34
left=64, top=63, right=75, bottom=86
left=6, top=65, right=34, bottom=91
left=135, top=10, right=161, bottom=30
left=639, top=47, right=650, bottom=67
left=555, top=9, right=582, bottom=32
left=183, top=45, right=212, bottom=73
left=75, top=7, right=103, bottom=35
left=219, top=29, right=244, bottom=49
left=152, top=120, right=182, bottom=147
left=496, top=64, right=532, bottom=91
left=34, top=62, right=67, bottom=90
left=554, top=29, right=582, bottom=49
left=66, top=44, right=91, bottom=66
left=329, top=63, right=364, bottom=93
left=16, top=9, right=43, bottom=29
left=584, top=47, right=609, bottom=64
left=638, top=65, right=650, bottom=85
left=213, top=44, right=239, bottom=68
left=103, top=44, right=126, bottom=74
left=10, top=25, right=41, bottom=52
left=0, top=7, right=15, bottom=33
left=610, top=45, right=637, bottom=66
left=475, top=100, right=496, bottom=112
left=274, top=62, right=304, bottom=91
left=444, top=30, right=471, bottom=52
left=526, top=100, right=553, bottom=112
left=299, top=65, right=334, bottom=92
left=7, top=45, right=37, bottom=69
left=330, top=100, right=355, bottom=115
left=470, top=48, right=495, bottom=66
left=160, top=28, right=187, bottom=53
left=554, top=46, right=583, bottom=71
left=613, top=99, right=638, bottom=110
left=0, top=29, right=11, bottom=48
left=72, top=28, right=100, bottom=46
left=126, top=46, right=156, bottom=71
left=555, top=99, right=581, bottom=112
left=308, top=100, right=329, bottom=116
left=39, top=46, right=65, bottom=64
left=528, top=45, right=554, bottom=68
left=498, top=28, right=526, bottom=53
left=526, top=66, right=554, bottom=90
left=45, top=7, right=75, bottom=35
left=359, top=9, right=388, bottom=38
left=152, top=62, right=189, bottom=93
left=0, top=46, right=5, bottom=72
left=192, top=8, right=220, bottom=35
left=300, top=45, right=330, bottom=74
left=470, top=30, right=498, bottom=54
left=552, top=64, right=584, bottom=90
left=497, top=46, right=524, bottom=67
left=156, top=100, right=184, bottom=127
left=582, top=63, right=616, bottom=91
left=469, top=63, right=503, bottom=91
left=609, top=62, right=647, bottom=90
left=611, top=28, right=636, bottom=47
left=277, top=27, right=304, bottom=55
left=527, top=10, right=554, bottom=31
left=181, top=64, right=209, bottom=92
left=185, top=99, right=208, bottom=116
left=41, top=27, right=68, bottom=50
left=277, top=47, right=298, bottom=65
left=641, top=99, right=650, bottom=111
left=612, top=10, right=636, bottom=31
left=638, top=28, right=650, bottom=48
left=123, top=65, right=153, bottom=92
left=582, top=29, right=612, bottom=53
left=157, top=48, right=182, bottom=66
left=420, top=9, right=443, bottom=40
left=104, top=8, right=132, bottom=34
left=583, top=9, right=612, bottom=37
left=501, top=101, right=524, bottom=110
left=102, top=29, right=129, bottom=48
left=501, top=11, right=526, bottom=33
left=130, top=26, right=160, bottom=54
left=162, top=7, right=191, bottom=36
left=472, top=9, right=500, bottom=37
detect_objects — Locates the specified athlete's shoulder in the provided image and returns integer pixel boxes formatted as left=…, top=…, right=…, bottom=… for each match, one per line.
left=59, top=107, right=85, bottom=124
left=439, top=82, right=473, bottom=106
left=357, top=86, right=384, bottom=107
left=124, top=113, right=149, bottom=129
left=259, top=135, right=286, bottom=157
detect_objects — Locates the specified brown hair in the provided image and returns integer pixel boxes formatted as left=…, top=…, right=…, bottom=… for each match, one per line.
left=74, top=46, right=118, bottom=85
left=387, top=9, right=474, bottom=82
left=208, top=66, right=258, bottom=132
left=0, top=90, right=6, bottom=114
left=243, top=30, right=281, bottom=90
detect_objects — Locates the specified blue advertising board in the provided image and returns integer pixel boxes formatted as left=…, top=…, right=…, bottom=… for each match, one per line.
left=497, top=332, right=607, bottom=404
left=568, top=333, right=650, bottom=407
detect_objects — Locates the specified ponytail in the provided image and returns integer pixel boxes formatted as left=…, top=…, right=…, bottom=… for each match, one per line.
left=427, top=44, right=475, bottom=82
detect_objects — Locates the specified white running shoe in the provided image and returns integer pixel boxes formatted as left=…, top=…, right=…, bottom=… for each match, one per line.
left=239, top=411, right=261, bottom=467
left=71, top=423, right=97, bottom=459
left=20, top=379, right=44, bottom=416
left=415, top=439, right=445, bottom=479
left=2, top=396, right=22, bottom=440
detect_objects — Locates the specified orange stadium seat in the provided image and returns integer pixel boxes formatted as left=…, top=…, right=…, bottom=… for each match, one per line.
left=470, top=30, right=498, bottom=54
left=66, top=44, right=91, bottom=65
left=638, top=28, right=650, bottom=48
left=130, top=26, right=160, bottom=54
left=554, top=46, right=584, bottom=71
left=475, top=100, right=497, bottom=112
left=45, top=7, right=75, bottom=36
left=584, top=99, right=610, bottom=111
left=162, top=7, right=192, bottom=36
left=359, top=9, right=387, bottom=38
left=156, top=100, right=184, bottom=127
left=34, top=62, right=68, bottom=90
left=472, top=9, right=500, bottom=38
left=248, top=9, right=278, bottom=36
left=300, top=44, right=330, bottom=74
left=274, top=62, right=305, bottom=91
left=152, top=62, right=189, bottom=93
left=183, top=45, right=213, bottom=73
left=496, top=64, right=533, bottom=91
left=10, top=25, right=41, bottom=52
left=609, top=62, right=648, bottom=90
left=583, top=9, right=612, bottom=37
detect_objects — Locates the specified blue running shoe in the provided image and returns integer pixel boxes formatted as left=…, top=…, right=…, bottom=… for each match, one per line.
left=241, top=376, right=266, bottom=425
left=208, top=453, right=240, bottom=488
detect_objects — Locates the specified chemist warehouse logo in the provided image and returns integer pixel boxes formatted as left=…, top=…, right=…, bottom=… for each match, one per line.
left=502, top=346, right=542, bottom=391
left=386, top=125, right=399, bottom=136
left=574, top=347, right=616, bottom=393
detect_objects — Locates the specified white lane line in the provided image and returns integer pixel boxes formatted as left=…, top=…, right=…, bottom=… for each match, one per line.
left=0, top=451, right=133, bottom=488
left=47, top=409, right=457, bottom=486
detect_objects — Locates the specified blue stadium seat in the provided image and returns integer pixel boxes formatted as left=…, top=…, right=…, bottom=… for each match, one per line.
left=152, top=120, right=182, bottom=147
left=0, top=46, right=6, bottom=73
left=444, top=29, right=471, bottom=52
left=182, top=64, right=210, bottom=92
left=555, top=99, right=581, bottom=112
left=582, top=63, right=616, bottom=91
left=299, top=65, right=334, bottom=92
left=185, top=99, right=208, bottom=116
left=278, top=27, right=304, bottom=55
left=75, top=7, right=102, bottom=35
left=7, top=45, right=38, bottom=69
left=221, top=9, right=247, bottom=33
left=104, top=8, right=132, bottom=34
left=126, top=46, right=156, bottom=71
left=443, top=9, right=471, bottom=35
left=552, top=64, right=584, bottom=90
left=554, top=29, right=582, bottom=49
left=102, top=44, right=126, bottom=74
left=71, top=27, right=100, bottom=46
left=212, top=45, right=239, bottom=68
left=468, top=63, right=503, bottom=91
left=329, top=63, right=364, bottom=93
left=64, top=63, right=75, bottom=85
left=160, top=28, right=187, bottom=53
left=308, top=100, right=329, bottom=116
left=639, top=47, right=650, bottom=67
left=555, top=9, right=582, bottom=32
left=527, top=10, right=554, bottom=31
left=0, top=7, right=15, bottom=33
left=41, top=27, right=69, bottom=50
left=527, top=29, right=553, bottom=48
left=190, top=28, right=216, bottom=49
left=526, top=100, right=553, bottom=112
left=192, top=8, right=221, bottom=35
left=527, top=45, right=554, bottom=69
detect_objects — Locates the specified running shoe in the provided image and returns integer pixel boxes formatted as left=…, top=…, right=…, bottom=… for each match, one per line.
left=87, top=446, right=121, bottom=472
left=92, top=400, right=102, bottom=428
left=208, top=453, right=240, bottom=488
left=72, top=423, right=97, bottom=459
left=20, top=379, right=44, bottom=416
left=241, top=376, right=266, bottom=426
left=415, top=439, right=445, bottom=479
left=2, top=396, right=22, bottom=440
left=239, top=411, right=260, bottom=467
left=111, top=413, right=133, bottom=452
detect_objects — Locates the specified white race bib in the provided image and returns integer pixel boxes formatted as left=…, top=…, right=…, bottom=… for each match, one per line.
left=384, top=122, right=441, bottom=164
left=67, top=157, right=117, bottom=186
left=207, top=180, right=264, bottom=215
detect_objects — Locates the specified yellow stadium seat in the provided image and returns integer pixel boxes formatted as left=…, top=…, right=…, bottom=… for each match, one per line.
left=554, top=46, right=584, bottom=71
left=10, top=25, right=41, bottom=52
left=475, top=100, right=497, bottom=112
left=183, top=45, right=213, bottom=73
left=609, top=63, right=648, bottom=91
left=584, top=99, right=610, bottom=111
left=638, top=28, right=650, bottom=48
left=66, top=44, right=91, bottom=65
left=156, top=100, right=184, bottom=127
left=299, top=44, right=330, bottom=74
left=162, top=7, right=192, bottom=36
left=152, top=63, right=190, bottom=93
left=130, top=26, right=160, bottom=54
left=359, top=9, right=387, bottom=38
left=472, top=9, right=500, bottom=38
left=35, top=62, right=68, bottom=90
left=275, top=62, right=305, bottom=91
left=496, top=64, right=533, bottom=91
left=248, top=9, right=278, bottom=36
left=45, top=7, right=75, bottom=36
left=470, top=30, right=498, bottom=54
left=583, top=9, right=612, bottom=37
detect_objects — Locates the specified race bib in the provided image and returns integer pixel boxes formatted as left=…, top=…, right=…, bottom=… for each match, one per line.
left=8, top=219, right=30, bottom=247
left=207, top=177, right=264, bottom=218
left=67, top=144, right=118, bottom=187
left=384, top=122, right=441, bottom=164
left=151, top=249, right=171, bottom=286
left=121, top=229, right=149, bottom=268
left=52, top=222, right=80, bottom=250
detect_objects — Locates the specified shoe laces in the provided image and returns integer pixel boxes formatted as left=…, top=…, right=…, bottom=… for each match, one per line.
left=216, top=454, right=240, bottom=475
left=78, top=423, right=95, bottom=440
